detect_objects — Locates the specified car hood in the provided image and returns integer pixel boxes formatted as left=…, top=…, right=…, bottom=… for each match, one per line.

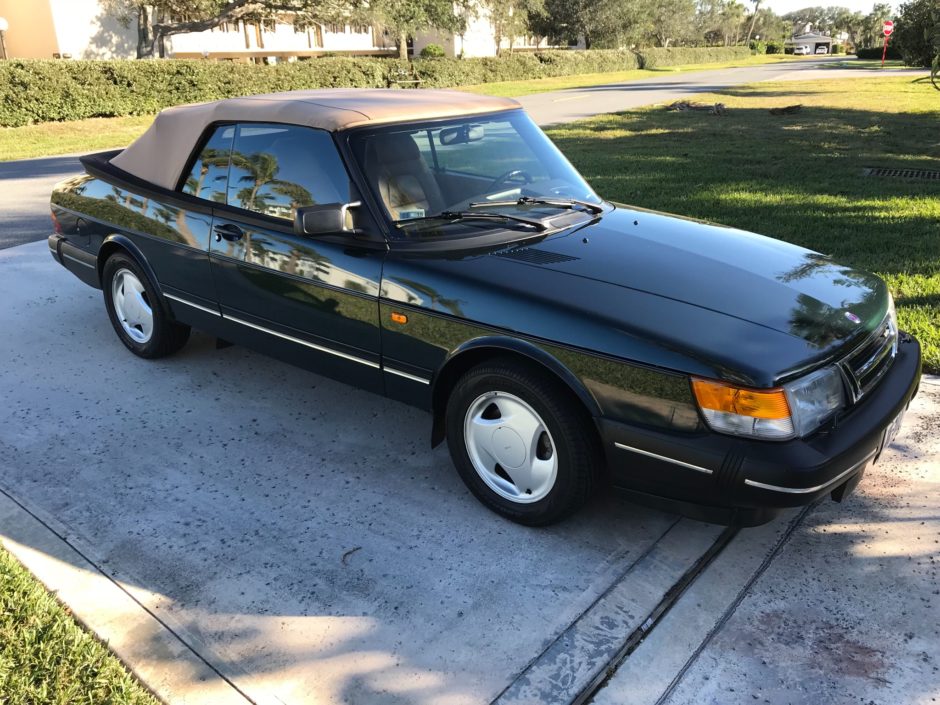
left=530, top=205, right=888, bottom=350
left=383, top=204, right=890, bottom=387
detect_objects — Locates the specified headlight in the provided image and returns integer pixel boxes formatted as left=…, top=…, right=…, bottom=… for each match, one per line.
left=692, top=365, right=846, bottom=441
left=886, top=292, right=899, bottom=355
left=782, top=365, right=846, bottom=437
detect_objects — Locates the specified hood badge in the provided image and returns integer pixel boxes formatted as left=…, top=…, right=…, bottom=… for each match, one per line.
left=844, top=311, right=862, bottom=324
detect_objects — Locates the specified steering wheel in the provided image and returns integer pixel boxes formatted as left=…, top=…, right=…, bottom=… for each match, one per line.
left=489, top=169, right=533, bottom=191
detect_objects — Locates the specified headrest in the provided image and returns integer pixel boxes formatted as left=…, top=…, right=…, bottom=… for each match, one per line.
left=372, top=133, right=421, bottom=163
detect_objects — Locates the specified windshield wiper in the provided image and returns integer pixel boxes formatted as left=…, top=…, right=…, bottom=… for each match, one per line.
left=468, top=196, right=604, bottom=215
left=398, top=210, right=549, bottom=231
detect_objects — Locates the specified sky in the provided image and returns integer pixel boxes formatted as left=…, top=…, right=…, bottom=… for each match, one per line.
left=762, top=0, right=893, bottom=14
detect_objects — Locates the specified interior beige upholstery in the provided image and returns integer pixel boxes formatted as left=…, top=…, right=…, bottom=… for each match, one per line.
left=365, top=133, right=444, bottom=220
left=109, top=88, right=520, bottom=192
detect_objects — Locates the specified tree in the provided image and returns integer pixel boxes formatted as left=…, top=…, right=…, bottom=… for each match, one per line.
left=699, top=0, right=771, bottom=46
left=356, top=0, right=459, bottom=59
left=744, top=0, right=761, bottom=44
left=483, top=0, right=545, bottom=55
left=860, top=3, right=893, bottom=47
left=894, top=0, right=939, bottom=68
left=530, top=0, right=652, bottom=49
left=748, top=7, right=789, bottom=43
left=650, top=0, right=697, bottom=46
left=102, top=0, right=347, bottom=58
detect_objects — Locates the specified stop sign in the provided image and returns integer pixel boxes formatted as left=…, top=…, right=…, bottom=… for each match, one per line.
left=883, top=20, right=894, bottom=36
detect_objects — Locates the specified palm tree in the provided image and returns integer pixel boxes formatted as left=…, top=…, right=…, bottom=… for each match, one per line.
left=188, top=148, right=227, bottom=198
left=745, top=0, right=761, bottom=44
left=230, top=151, right=280, bottom=212
left=270, top=180, right=314, bottom=217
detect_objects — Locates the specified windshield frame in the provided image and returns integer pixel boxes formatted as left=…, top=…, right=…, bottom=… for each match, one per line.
left=341, top=109, right=606, bottom=247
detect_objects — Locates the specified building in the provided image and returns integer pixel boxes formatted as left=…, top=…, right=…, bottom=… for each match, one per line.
left=0, top=0, right=541, bottom=61
left=0, top=0, right=392, bottom=60
left=412, top=6, right=551, bottom=58
left=785, top=32, right=833, bottom=54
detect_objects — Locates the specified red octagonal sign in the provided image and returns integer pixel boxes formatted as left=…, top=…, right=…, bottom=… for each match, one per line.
left=883, top=20, right=894, bottom=36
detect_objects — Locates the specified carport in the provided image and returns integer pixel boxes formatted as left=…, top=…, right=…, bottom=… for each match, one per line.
left=786, top=32, right=834, bottom=54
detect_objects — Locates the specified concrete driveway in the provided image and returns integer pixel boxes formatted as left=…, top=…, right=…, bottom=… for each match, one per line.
left=0, top=239, right=727, bottom=704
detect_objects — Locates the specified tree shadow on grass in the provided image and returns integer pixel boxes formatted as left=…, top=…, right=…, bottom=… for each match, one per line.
left=547, top=104, right=940, bottom=281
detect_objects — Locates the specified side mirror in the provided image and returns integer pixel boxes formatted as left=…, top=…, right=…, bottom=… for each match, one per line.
left=294, top=202, right=360, bottom=237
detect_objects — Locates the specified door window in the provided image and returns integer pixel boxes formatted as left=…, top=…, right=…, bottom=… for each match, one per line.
left=226, top=124, right=351, bottom=221
left=180, top=125, right=234, bottom=203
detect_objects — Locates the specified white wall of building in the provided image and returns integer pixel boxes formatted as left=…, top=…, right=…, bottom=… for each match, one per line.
left=321, top=24, right=379, bottom=51
left=411, top=3, right=556, bottom=58
left=48, top=0, right=136, bottom=58
left=168, top=21, right=380, bottom=56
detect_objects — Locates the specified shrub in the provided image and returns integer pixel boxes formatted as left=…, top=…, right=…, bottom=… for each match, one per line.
left=0, top=48, right=740, bottom=127
left=855, top=45, right=902, bottom=60
left=749, top=40, right=767, bottom=55
left=895, top=0, right=937, bottom=67
left=419, top=44, right=446, bottom=58
left=636, top=46, right=751, bottom=69
left=830, top=43, right=844, bottom=54
left=765, top=42, right=783, bottom=54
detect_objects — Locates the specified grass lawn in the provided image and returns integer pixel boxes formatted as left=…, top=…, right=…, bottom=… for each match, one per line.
left=547, top=75, right=940, bottom=372
left=463, top=54, right=803, bottom=97
left=823, top=59, right=909, bottom=70
left=0, top=114, right=154, bottom=162
left=0, top=545, right=158, bottom=704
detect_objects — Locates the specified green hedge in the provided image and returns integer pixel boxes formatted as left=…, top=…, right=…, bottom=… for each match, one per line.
left=636, top=46, right=750, bottom=69
left=854, top=46, right=901, bottom=60
left=0, top=48, right=747, bottom=127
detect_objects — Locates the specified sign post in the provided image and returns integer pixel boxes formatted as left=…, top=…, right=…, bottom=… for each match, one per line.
left=881, top=20, right=894, bottom=68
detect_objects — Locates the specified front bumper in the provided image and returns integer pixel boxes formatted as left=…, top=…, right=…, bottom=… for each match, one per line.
left=600, top=333, right=922, bottom=526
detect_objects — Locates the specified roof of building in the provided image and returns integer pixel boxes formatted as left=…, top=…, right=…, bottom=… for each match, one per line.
left=110, top=88, right=521, bottom=191
left=786, top=33, right=834, bottom=43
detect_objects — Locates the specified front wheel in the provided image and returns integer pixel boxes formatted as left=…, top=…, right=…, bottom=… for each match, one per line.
left=102, top=252, right=190, bottom=359
left=445, top=359, right=599, bottom=525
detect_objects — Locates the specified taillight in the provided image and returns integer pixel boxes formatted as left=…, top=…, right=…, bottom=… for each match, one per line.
left=51, top=210, right=63, bottom=234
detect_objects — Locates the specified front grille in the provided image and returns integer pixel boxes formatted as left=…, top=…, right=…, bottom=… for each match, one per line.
left=839, top=314, right=898, bottom=402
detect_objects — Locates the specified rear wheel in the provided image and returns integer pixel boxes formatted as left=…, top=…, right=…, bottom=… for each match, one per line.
left=102, top=252, right=190, bottom=359
left=445, top=358, right=599, bottom=525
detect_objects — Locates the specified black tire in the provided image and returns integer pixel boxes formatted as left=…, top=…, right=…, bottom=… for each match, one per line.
left=445, top=358, right=600, bottom=526
left=102, top=252, right=190, bottom=359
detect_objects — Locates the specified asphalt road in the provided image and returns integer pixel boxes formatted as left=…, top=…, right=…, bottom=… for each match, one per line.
left=0, top=56, right=853, bottom=252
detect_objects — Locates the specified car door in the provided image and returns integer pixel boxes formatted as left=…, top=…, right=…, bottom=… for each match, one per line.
left=208, top=123, right=385, bottom=393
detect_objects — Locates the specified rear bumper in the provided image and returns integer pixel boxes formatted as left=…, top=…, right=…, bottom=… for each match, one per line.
left=49, top=234, right=100, bottom=289
left=601, top=333, right=922, bottom=526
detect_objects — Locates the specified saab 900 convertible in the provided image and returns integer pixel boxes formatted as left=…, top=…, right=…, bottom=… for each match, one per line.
left=48, top=89, right=921, bottom=526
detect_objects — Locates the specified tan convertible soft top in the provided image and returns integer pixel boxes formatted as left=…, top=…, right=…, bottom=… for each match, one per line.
left=109, top=88, right=521, bottom=191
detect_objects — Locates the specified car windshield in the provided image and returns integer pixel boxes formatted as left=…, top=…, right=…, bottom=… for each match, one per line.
left=348, top=110, right=602, bottom=239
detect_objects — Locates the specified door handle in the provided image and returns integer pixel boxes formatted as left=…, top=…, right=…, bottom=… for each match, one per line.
left=214, top=223, right=244, bottom=242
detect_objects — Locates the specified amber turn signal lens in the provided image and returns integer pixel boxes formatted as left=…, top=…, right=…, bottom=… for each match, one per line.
left=390, top=312, right=408, bottom=324
left=691, top=378, right=791, bottom=420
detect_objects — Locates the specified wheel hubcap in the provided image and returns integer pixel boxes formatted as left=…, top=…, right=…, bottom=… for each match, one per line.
left=464, top=391, right=558, bottom=503
left=111, top=268, right=153, bottom=344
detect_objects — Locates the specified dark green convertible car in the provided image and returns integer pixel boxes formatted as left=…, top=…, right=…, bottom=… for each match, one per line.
left=49, top=89, right=921, bottom=526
